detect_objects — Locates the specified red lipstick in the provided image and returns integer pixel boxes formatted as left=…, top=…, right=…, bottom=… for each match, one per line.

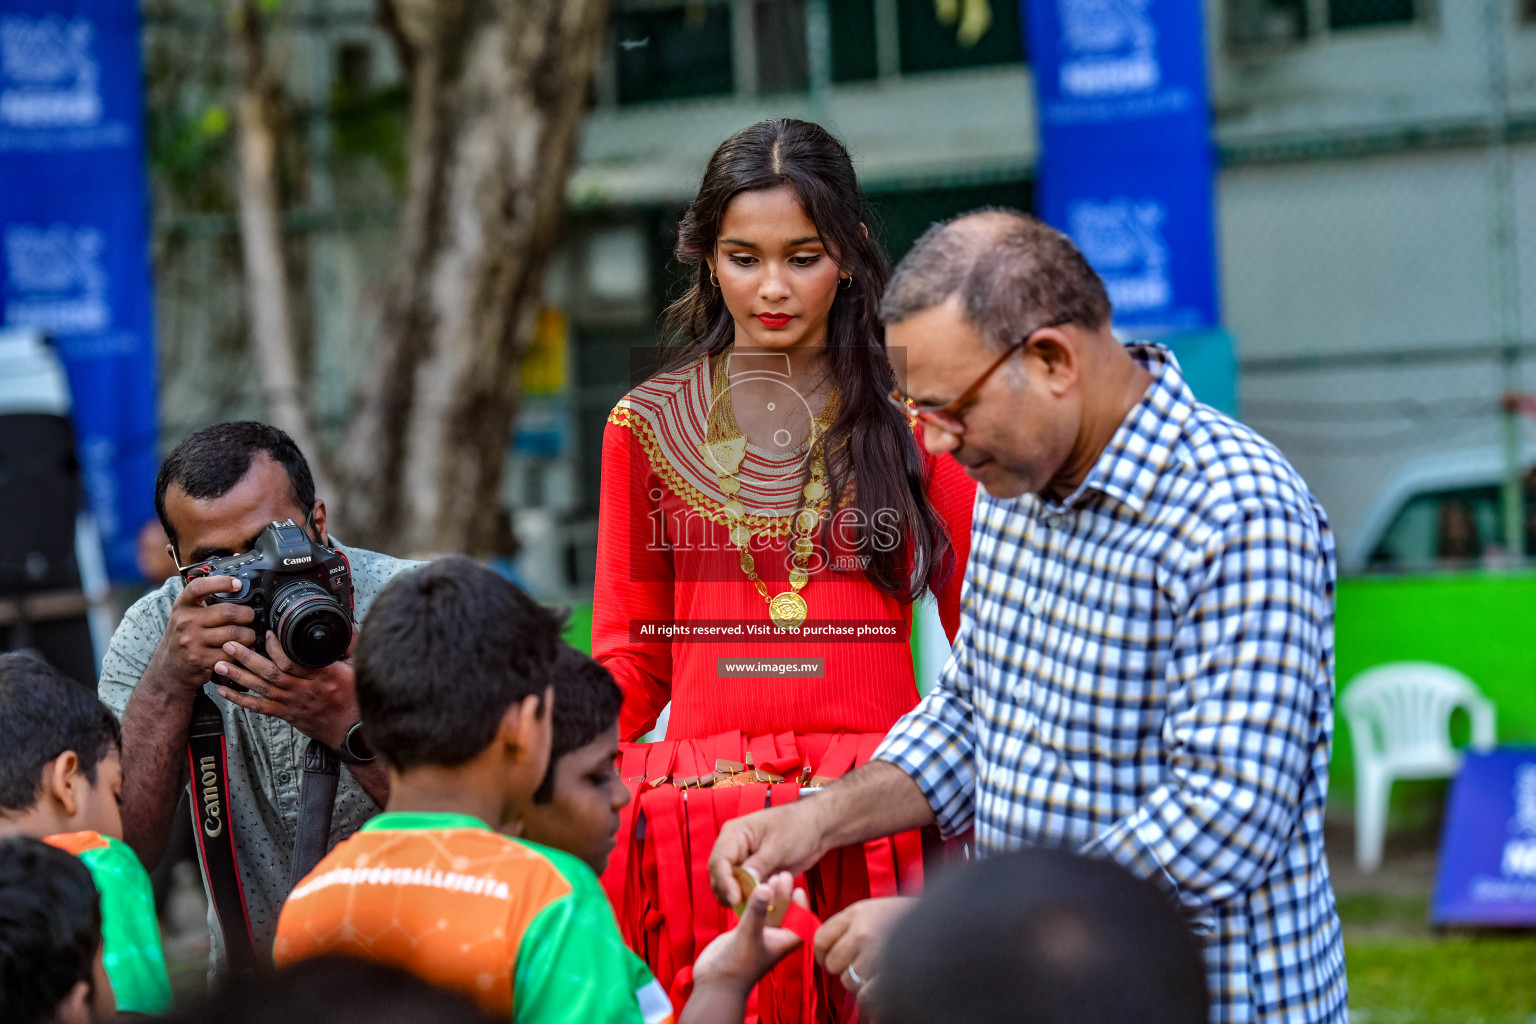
left=756, top=313, right=794, bottom=328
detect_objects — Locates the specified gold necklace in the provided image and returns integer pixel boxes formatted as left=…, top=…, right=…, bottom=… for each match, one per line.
left=697, top=354, right=839, bottom=631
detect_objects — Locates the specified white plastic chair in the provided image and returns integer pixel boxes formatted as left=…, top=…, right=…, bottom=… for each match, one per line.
left=1342, top=661, right=1496, bottom=873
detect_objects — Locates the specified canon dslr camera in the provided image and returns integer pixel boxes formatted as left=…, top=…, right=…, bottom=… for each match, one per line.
left=183, top=519, right=355, bottom=670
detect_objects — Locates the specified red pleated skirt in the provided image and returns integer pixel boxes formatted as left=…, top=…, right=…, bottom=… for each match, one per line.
left=600, top=730, right=938, bottom=1024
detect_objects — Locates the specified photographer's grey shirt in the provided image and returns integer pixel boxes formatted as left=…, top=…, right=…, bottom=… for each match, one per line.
left=99, top=542, right=420, bottom=975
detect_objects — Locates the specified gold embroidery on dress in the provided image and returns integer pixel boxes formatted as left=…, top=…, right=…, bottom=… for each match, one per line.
left=609, top=406, right=797, bottom=538
left=608, top=354, right=861, bottom=534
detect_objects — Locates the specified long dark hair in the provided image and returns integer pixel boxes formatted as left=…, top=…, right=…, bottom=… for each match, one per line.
left=657, top=118, right=954, bottom=602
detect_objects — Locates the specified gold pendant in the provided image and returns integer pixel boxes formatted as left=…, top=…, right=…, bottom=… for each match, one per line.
left=768, top=591, right=809, bottom=631
left=698, top=437, right=747, bottom=476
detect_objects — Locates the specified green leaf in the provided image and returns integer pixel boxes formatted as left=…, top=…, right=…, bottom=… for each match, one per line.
left=199, top=106, right=230, bottom=138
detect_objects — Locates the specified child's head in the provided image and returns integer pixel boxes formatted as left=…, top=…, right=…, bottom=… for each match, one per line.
left=869, top=847, right=1208, bottom=1024
left=0, top=654, right=122, bottom=841
left=354, top=558, right=563, bottom=824
left=159, top=956, right=499, bottom=1024
left=0, top=835, right=114, bottom=1024
left=519, top=646, right=629, bottom=875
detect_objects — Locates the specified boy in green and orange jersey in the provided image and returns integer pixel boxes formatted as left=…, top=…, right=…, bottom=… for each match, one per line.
left=274, top=559, right=805, bottom=1024
left=0, top=653, right=173, bottom=1016
left=518, top=645, right=629, bottom=876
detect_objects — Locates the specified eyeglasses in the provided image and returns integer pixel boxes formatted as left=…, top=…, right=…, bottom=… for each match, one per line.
left=887, top=314, right=1072, bottom=435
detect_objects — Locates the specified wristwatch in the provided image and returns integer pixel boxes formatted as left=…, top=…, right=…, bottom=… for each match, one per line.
left=335, top=721, right=376, bottom=765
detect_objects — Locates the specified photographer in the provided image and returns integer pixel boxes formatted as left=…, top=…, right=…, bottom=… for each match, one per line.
left=99, top=422, right=418, bottom=973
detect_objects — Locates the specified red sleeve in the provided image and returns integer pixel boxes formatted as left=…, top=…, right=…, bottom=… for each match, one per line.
left=592, top=413, right=675, bottom=741
left=919, top=426, right=976, bottom=644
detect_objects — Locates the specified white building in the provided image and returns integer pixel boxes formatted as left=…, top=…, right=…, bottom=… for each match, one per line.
left=525, top=0, right=1536, bottom=591
left=1216, top=0, right=1536, bottom=570
left=145, top=0, right=1536, bottom=592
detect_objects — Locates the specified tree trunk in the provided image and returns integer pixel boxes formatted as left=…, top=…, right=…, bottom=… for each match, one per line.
left=230, top=0, right=334, bottom=497
left=336, top=0, right=609, bottom=555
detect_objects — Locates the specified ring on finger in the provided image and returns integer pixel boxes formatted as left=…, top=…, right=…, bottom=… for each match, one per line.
left=846, top=964, right=864, bottom=989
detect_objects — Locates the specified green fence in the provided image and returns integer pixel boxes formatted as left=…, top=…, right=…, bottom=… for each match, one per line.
left=1332, top=571, right=1536, bottom=819
left=563, top=603, right=595, bottom=654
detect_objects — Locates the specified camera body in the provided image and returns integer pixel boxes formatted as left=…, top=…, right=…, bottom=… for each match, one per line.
left=183, top=519, right=355, bottom=670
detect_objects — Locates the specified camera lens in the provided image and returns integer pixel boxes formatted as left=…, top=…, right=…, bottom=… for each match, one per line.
left=271, top=581, right=351, bottom=668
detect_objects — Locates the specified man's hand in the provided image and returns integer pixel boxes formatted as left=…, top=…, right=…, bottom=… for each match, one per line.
left=150, top=575, right=258, bottom=693
left=118, top=575, right=258, bottom=867
left=708, top=802, right=829, bottom=909
left=709, top=762, right=938, bottom=910
left=213, top=630, right=360, bottom=749
left=814, top=897, right=917, bottom=1004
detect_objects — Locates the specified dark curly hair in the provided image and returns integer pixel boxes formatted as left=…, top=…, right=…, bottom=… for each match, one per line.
left=0, top=836, right=103, bottom=1024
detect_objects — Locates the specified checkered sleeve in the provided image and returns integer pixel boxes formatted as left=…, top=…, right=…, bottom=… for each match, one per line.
left=1084, top=502, right=1328, bottom=913
left=872, top=611, right=979, bottom=838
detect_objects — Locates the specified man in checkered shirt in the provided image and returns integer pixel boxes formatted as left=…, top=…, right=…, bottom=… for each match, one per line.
left=709, top=211, right=1347, bottom=1023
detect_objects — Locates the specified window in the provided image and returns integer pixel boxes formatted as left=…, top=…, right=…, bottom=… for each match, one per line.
left=1228, top=0, right=1422, bottom=49
left=1327, top=0, right=1417, bottom=30
left=830, top=0, right=879, bottom=83
left=1368, top=486, right=1504, bottom=570
left=754, top=0, right=810, bottom=94
left=1364, top=477, right=1536, bottom=572
left=613, top=2, right=734, bottom=105
left=1228, top=0, right=1308, bottom=45
left=334, top=42, right=373, bottom=96
left=869, top=178, right=1034, bottom=263
left=897, top=0, right=1023, bottom=75
left=607, top=0, right=1025, bottom=105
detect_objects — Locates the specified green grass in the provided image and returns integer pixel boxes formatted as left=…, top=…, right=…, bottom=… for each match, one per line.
left=1336, top=892, right=1432, bottom=932
left=1346, top=935, right=1536, bottom=1023
left=1335, top=879, right=1536, bottom=1021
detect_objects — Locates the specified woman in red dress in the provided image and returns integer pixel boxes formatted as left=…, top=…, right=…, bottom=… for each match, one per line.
left=593, top=119, right=974, bottom=1023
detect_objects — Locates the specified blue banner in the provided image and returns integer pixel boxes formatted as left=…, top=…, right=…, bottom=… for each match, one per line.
left=0, top=0, right=157, bottom=580
left=1023, top=0, right=1218, bottom=334
left=1432, top=749, right=1536, bottom=927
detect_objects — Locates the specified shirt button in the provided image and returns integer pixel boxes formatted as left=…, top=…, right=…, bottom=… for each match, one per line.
left=277, top=771, right=292, bottom=785
left=1028, top=594, right=1044, bottom=615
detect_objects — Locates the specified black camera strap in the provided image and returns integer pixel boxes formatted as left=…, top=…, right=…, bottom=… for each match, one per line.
left=290, top=739, right=339, bottom=888
left=186, top=689, right=260, bottom=975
